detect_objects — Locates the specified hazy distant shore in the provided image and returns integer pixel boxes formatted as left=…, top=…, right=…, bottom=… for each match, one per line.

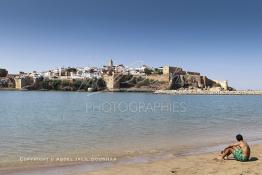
left=155, top=89, right=262, bottom=95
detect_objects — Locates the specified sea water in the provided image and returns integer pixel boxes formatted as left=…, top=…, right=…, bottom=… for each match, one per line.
left=1, top=91, right=262, bottom=171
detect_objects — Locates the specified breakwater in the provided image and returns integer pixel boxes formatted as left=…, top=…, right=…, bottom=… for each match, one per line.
left=155, top=90, right=262, bottom=95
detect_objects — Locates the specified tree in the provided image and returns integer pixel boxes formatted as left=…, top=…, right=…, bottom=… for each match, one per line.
left=73, top=80, right=83, bottom=90
left=42, top=80, right=51, bottom=90
left=51, top=80, right=62, bottom=90
left=67, top=68, right=77, bottom=73
left=154, top=68, right=163, bottom=75
left=95, top=78, right=106, bottom=90
left=144, top=68, right=153, bottom=75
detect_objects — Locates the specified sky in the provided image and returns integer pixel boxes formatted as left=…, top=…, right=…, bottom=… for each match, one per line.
left=0, top=0, right=261, bottom=89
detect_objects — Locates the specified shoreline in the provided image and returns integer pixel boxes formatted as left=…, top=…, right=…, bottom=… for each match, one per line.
left=2, top=88, right=262, bottom=95
left=2, top=139, right=262, bottom=175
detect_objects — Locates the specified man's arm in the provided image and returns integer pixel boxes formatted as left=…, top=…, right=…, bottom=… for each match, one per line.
left=226, top=142, right=241, bottom=149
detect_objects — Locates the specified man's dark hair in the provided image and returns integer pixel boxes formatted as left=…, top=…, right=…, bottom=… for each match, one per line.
left=236, top=134, right=243, bottom=141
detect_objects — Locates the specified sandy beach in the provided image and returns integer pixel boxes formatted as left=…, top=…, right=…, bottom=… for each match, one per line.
left=83, top=144, right=262, bottom=175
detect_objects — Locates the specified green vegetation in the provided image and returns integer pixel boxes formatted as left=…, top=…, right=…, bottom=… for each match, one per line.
left=52, top=80, right=62, bottom=90
left=144, top=68, right=163, bottom=75
left=135, top=78, right=151, bottom=88
left=36, top=78, right=106, bottom=91
left=67, top=68, right=77, bottom=73
left=153, top=68, right=163, bottom=75
left=94, top=78, right=106, bottom=90
left=73, top=80, right=83, bottom=90
left=144, top=68, right=153, bottom=75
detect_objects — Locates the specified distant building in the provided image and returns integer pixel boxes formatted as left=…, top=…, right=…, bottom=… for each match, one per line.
left=103, top=59, right=115, bottom=75
left=0, top=68, right=8, bottom=77
left=135, top=65, right=151, bottom=73
left=115, top=64, right=126, bottom=73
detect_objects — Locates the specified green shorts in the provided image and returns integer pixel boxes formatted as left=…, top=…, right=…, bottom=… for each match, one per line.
left=233, top=149, right=248, bottom=162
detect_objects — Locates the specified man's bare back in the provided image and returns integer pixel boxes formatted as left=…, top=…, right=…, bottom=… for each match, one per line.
left=238, top=140, right=250, bottom=158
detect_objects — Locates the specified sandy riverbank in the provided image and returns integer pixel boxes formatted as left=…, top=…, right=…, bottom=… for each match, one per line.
left=84, top=144, right=262, bottom=175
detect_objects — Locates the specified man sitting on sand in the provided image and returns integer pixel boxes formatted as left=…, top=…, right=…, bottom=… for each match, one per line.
left=221, top=134, right=250, bottom=161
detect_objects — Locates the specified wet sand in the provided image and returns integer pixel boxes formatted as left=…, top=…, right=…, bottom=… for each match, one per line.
left=84, top=144, right=262, bottom=175
left=1, top=144, right=261, bottom=175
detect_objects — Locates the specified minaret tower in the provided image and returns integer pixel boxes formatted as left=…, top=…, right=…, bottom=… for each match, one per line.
left=108, top=59, right=113, bottom=68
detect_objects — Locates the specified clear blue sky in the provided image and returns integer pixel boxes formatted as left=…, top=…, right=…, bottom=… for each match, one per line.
left=0, top=0, right=261, bottom=89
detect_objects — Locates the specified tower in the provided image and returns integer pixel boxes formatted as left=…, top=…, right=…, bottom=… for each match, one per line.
left=108, top=59, right=113, bottom=68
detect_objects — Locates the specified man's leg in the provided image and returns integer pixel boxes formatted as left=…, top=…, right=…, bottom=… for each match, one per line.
left=221, top=148, right=234, bottom=159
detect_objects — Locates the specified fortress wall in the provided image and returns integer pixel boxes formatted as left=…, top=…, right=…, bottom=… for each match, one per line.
left=182, top=74, right=203, bottom=88
left=214, top=80, right=228, bottom=90
left=146, top=74, right=170, bottom=82
left=14, top=77, right=34, bottom=89
left=103, top=74, right=121, bottom=90
left=163, top=66, right=185, bottom=75
left=186, top=71, right=201, bottom=76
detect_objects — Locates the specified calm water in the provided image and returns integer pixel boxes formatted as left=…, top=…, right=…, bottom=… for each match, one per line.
left=1, top=91, right=262, bottom=167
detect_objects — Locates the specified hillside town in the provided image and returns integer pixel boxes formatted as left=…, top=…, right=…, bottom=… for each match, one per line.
left=0, top=59, right=234, bottom=92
